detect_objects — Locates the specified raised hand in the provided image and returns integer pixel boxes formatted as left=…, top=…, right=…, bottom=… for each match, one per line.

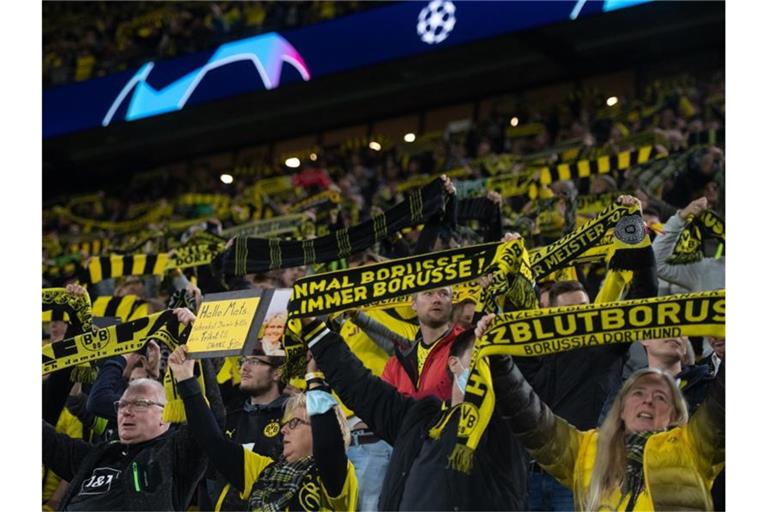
left=167, top=345, right=195, bottom=381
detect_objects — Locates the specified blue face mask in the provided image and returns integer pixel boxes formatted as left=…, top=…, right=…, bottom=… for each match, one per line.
left=455, top=364, right=470, bottom=394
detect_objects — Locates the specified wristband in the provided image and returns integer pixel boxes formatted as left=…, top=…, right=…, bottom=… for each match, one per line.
left=305, top=371, right=326, bottom=382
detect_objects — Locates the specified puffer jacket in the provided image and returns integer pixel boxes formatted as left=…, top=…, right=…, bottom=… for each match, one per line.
left=381, top=324, right=464, bottom=400
left=502, top=359, right=725, bottom=510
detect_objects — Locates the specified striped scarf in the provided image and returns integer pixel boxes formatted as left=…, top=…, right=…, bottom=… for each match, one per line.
left=215, top=178, right=447, bottom=275
left=248, top=456, right=315, bottom=512
left=621, top=431, right=653, bottom=511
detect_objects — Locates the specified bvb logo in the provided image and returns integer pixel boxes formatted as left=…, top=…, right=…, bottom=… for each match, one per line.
left=457, top=404, right=480, bottom=436
left=299, top=482, right=322, bottom=510
left=81, top=330, right=109, bottom=353
left=417, top=0, right=457, bottom=45
left=263, top=421, right=280, bottom=438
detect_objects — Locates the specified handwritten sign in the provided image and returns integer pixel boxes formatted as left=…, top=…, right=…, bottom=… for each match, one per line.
left=186, top=291, right=262, bottom=357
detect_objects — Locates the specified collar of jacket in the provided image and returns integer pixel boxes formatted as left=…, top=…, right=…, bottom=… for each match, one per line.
left=242, top=393, right=289, bottom=413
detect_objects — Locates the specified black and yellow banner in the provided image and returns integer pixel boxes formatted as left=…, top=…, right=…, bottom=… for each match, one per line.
left=52, top=204, right=172, bottom=233
left=222, top=214, right=312, bottom=239
left=217, top=178, right=447, bottom=275
left=86, top=253, right=171, bottom=284
left=529, top=203, right=635, bottom=279
left=286, top=190, right=342, bottom=213
left=169, top=241, right=225, bottom=270
left=533, top=145, right=661, bottom=186
left=42, top=310, right=186, bottom=375
left=42, top=288, right=93, bottom=332
left=669, top=209, right=725, bottom=264
left=480, top=289, right=724, bottom=357
left=450, top=289, right=726, bottom=474
left=91, top=295, right=149, bottom=322
left=288, top=240, right=527, bottom=318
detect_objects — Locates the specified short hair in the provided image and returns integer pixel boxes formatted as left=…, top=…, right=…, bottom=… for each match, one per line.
left=124, top=378, right=165, bottom=403
left=450, top=329, right=476, bottom=359
left=284, top=392, right=351, bottom=449
left=412, top=286, right=453, bottom=301
left=548, top=280, right=587, bottom=306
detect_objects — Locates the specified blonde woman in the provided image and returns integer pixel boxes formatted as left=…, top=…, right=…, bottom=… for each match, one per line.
left=169, top=346, right=357, bottom=511
left=501, top=335, right=724, bottom=510
left=259, top=312, right=288, bottom=356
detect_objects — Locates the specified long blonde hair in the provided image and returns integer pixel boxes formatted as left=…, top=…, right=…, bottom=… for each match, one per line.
left=583, top=368, right=689, bottom=511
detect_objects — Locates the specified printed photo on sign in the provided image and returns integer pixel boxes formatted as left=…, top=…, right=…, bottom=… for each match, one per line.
left=253, top=289, right=292, bottom=356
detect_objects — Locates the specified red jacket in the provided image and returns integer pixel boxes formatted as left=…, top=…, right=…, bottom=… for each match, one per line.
left=381, top=324, right=464, bottom=401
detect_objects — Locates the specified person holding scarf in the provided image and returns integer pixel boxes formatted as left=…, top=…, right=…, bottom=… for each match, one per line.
left=481, top=308, right=725, bottom=511
left=301, top=316, right=529, bottom=510
left=169, top=345, right=358, bottom=511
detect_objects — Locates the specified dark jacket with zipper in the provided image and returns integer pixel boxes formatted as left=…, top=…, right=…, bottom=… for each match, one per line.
left=307, top=321, right=528, bottom=510
left=211, top=394, right=288, bottom=511
left=44, top=422, right=206, bottom=511
left=43, top=360, right=224, bottom=511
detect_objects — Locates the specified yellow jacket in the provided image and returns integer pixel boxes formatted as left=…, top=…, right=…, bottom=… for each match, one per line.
left=508, top=365, right=725, bottom=511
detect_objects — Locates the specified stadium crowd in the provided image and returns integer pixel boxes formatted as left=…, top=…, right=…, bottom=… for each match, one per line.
left=43, top=1, right=382, bottom=86
left=42, top=29, right=725, bottom=511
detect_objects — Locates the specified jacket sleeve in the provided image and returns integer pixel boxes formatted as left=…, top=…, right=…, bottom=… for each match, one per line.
left=380, top=354, right=399, bottom=387
left=652, top=213, right=705, bottom=291
left=684, top=363, right=725, bottom=481
left=351, top=312, right=412, bottom=354
left=179, top=377, right=246, bottom=491
left=309, top=393, right=349, bottom=498
left=42, top=420, right=92, bottom=482
left=306, top=321, right=416, bottom=446
left=489, top=355, right=585, bottom=489
left=42, top=366, right=74, bottom=425
left=86, top=357, right=126, bottom=421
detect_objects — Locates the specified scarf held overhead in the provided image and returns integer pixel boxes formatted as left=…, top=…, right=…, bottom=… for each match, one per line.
left=529, top=203, right=635, bottom=280
left=215, top=178, right=447, bottom=275
left=449, top=289, right=725, bottom=474
left=42, top=310, right=186, bottom=374
left=288, top=240, right=529, bottom=318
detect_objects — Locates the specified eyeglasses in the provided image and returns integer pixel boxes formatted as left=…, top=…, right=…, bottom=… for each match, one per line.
left=239, top=356, right=278, bottom=368
left=114, top=399, right=165, bottom=413
left=281, top=417, right=310, bottom=430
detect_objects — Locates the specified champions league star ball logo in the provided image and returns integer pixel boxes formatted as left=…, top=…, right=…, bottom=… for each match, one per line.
left=417, top=0, right=457, bottom=45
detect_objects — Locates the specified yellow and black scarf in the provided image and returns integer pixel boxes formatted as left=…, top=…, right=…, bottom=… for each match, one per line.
left=450, top=289, right=725, bottom=474
left=216, top=178, right=448, bottom=275
left=668, top=209, right=725, bottom=264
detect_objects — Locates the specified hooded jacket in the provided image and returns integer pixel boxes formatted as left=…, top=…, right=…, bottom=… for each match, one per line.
left=307, top=321, right=528, bottom=510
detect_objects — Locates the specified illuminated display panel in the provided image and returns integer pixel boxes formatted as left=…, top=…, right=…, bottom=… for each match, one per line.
left=43, top=0, right=650, bottom=138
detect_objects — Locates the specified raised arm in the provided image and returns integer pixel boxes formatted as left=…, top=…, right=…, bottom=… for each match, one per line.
left=306, top=354, right=350, bottom=498
left=42, top=420, right=91, bottom=483
left=303, top=319, right=418, bottom=445
left=653, top=197, right=709, bottom=291
left=475, top=315, right=585, bottom=489
left=685, top=363, right=725, bottom=481
left=171, top=345, right=252, bottom=492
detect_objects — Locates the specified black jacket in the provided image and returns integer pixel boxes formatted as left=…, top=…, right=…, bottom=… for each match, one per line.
left=307, top=322, right=528, bottom=511
left=44, top=422, right=207, bottom=511
left=211, top=394, right=288, bottom=511
left=43, top=360, right=224, bottom=511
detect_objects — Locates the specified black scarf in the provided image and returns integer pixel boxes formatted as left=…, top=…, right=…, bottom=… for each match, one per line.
left=214, top=178, right=447, bottom=275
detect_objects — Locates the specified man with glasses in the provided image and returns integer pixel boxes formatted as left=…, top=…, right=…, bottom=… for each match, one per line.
left=208, top=341, right=288, bottom=511
left=43, top=376, right=218, bottom=511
